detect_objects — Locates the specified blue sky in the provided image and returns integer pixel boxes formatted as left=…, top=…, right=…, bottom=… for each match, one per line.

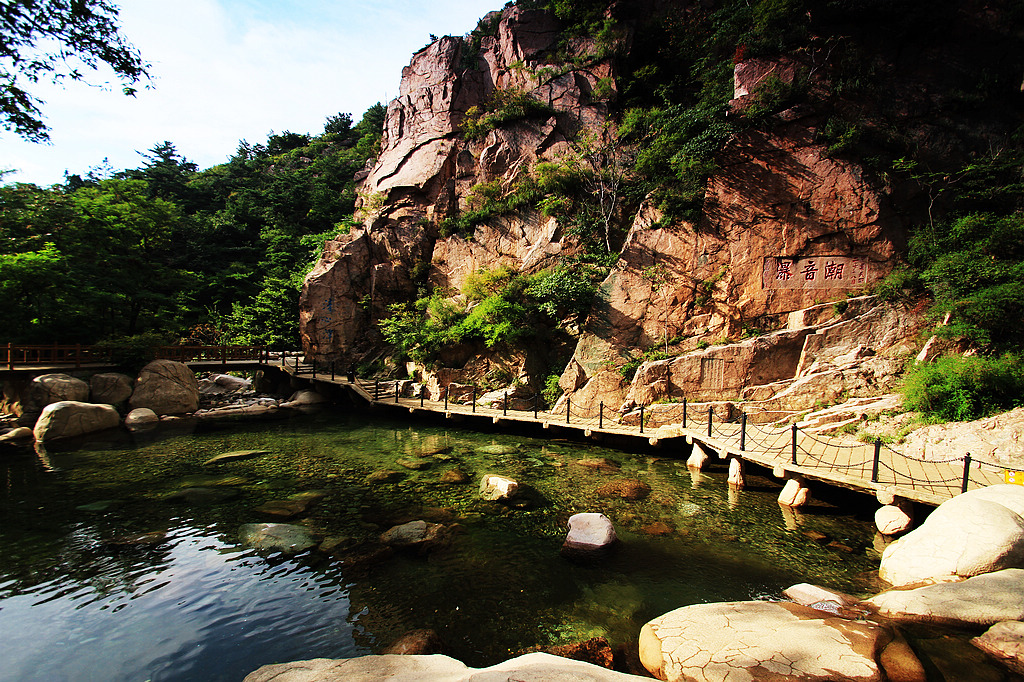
left=0, top=0, right=501, bottom=186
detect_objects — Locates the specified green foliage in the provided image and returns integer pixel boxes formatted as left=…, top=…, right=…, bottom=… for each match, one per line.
left=526, top=266, right=598, bottom=322
left=901, top=354, right=1024, bottom=421
left=460, top=88, right=554, bottom=140
left=1, top=0, right=149, bottom=142
left=541, top=373, right=563, bottom=407
left=93, top=332, right=172, bottom=374
left=909, top=213, right=1024, bottom=349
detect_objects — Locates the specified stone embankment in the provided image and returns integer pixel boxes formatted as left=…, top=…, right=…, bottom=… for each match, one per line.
left=0, top=358, right=322, bottom=446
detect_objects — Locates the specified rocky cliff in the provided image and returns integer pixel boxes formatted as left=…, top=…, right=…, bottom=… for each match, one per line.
left=299, top=0, right=1022, bottom=415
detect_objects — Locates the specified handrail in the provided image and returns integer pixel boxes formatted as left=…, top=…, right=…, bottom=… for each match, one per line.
left=4, top=342, right=269, bottom=370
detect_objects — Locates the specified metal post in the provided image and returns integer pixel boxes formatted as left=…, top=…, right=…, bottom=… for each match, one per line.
left=640, top=404, right=645, bottom=434
left=791, top=424, right=798, bottom=465
left=294, top=354, right=299, bottom=373
left=221, top=344, right=227, bottom=371
left=472, top=388, right=476, bottom=412
left=871, top=440, right=881, bottom=483
left=503, top=392, right=507, bottom=416
left=375, top=380, right=379, bottom=400
left=707, top=406, right=713, bottom=438
left=7, top=342, right=12, bottom=370
left=533, top=398, right=538, bottom=420
left=444, top=390, right=448, bottom=411
left=331, top=363, right=335, bottom=381
left=682, top=398, right=687, bottom=429
left=394, top=383, right=399, bottom=403
left=740, top=413, right=746, bottom=451
left=75, top=343, right=82, bottom=369
left=420, top=389, right=424, bottom=407
left=566, top=398, right=570, bottom=424
left=961, top=453, right=972, bottom=494
left=312, top=360, right=316, bottom=379
left=599, top=402, right=603, bottom=429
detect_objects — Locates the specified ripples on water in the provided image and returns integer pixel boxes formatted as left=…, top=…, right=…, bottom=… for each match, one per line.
left=0, top=409, right=878, bottom=681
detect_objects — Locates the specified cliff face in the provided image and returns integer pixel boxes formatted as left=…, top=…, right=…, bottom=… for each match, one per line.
left=299, top=0, right=1019, bottom=411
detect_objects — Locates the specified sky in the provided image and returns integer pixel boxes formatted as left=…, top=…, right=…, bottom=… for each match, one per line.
left=0, top=0, right=501, bottom=186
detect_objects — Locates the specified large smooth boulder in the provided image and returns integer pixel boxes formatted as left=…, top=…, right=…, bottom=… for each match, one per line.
left=89, top=372, right=134, bottom=404
left=33, top=401, right=120, bottom=442
left=639, top=600, right=923, bottom=682
left=124, top=407, right=159, bottom=430
left=238, top=523, right=316, bottom=554
left=129, top=360, right=199, bottom=415
left=879, top=485, right=1024, bottom=586
left=864, top=568, right=1024, bottom=627
left=24, top=373, right=89, bottom=414
left=562, top=513, right=617, bottom=558
left=244, top=652, right=648, bottom=682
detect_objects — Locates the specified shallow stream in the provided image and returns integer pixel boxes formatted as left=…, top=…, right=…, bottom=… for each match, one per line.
left=0, top=407, right=883, bottom=681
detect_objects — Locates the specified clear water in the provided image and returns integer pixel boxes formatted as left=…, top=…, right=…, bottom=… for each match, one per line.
left=0, top=408, right=881, bottom=681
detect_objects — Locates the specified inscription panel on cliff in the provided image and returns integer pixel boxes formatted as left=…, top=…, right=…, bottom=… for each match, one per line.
left=763, top=256, right=868, bottom=290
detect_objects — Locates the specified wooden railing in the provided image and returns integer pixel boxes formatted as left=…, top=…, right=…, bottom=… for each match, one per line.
left=4, top=343, right=269, bottom=370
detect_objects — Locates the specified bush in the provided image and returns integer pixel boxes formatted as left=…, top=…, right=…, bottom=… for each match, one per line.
left=901, top=353, right=1024, bottom=421
left=542, top=372, right=563, bottom=407
left=95, top=332, right=174, bottom=373
left=461, top=89, right=554, bottom=140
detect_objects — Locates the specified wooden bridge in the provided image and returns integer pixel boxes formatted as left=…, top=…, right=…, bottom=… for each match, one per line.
left=278, top=362, right=1013, bottom=508
left=3, top=343, right=269, bottom=373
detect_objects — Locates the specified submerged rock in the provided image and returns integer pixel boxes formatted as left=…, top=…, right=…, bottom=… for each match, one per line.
left=379, top=520, right=448, bottom=552
left=367, top=469, right=406, bottom=484
left=203, top=449, right=269, bottom=465
left=253, top=491, right=326, bottom=519
left=165, top=487, right=240, bottom=505
left=440, top=468, right=470, bottom=484
left=238, top=523, right=316, bottom=553
left=381, top=629, right=447, bottom=655
left=476, top=444, right=517, bottom=456
left=596, top=478, right=650, bottom=501
left=479, top=474, right=519, bottom=502
left=523, top=636, right=615, bottom=670
left=397, top=457, right=431, bottom=470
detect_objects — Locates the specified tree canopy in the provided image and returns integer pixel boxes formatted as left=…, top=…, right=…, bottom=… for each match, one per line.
left=0, top=0, right=148, bottom=142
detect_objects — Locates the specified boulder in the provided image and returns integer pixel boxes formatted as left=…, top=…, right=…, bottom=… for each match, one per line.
left=440, top=468, right=469, bottom=484
left=244, top=652, right=647, bottom=682
left=124, top=407, right=159, bottom=430
left=0, top=426, right=34, bottom=444
left=238, top=523, right=317, bottom=553
left=89, top=372, right=134, bottom=404
left=562, top=513, right=617, bottom=558
left=280, top=389, right=327, bottom=408
left=253, top=491, right=326, bottom=519
left=639, top=600, right=923, bottom=682
left=33, top=401, right=120, bottom=442
left=778, top=476, right=810, bottom=507
left=596, top=478, right=651, bottom=501
left=24, top=373, right=90, bottom=414
left=367, top=469, right=405, bottom=484
left=526, top=637, right=615, bottom=669
left=875, top=502, right=914, bottom=536
left=479, top=474, right=519, bottom=502
left=879, top=485, right=1024, bottom=586
left=130, top=360, right=199, bottom=415
left=379, top=520, right=448, bottom=551
left=972, top=621, right=1024, bottom=675
left=864, top=568, right=1024, bottom=627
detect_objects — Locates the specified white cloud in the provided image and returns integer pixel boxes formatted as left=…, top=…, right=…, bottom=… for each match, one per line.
left=0, top=0, right=500, bottom=185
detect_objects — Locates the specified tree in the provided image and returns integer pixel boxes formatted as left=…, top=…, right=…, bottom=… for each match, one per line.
left=1, top=0, right=149, bottom=142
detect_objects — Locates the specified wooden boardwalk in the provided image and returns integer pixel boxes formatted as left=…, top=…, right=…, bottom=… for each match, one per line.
left=283, top=369, right=1009, bottom=507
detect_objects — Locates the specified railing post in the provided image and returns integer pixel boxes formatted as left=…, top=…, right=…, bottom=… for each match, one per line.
left=312, top=360, right=317, bottom=379
left=566, top=397, right=570, bottom=424
left=791, top=424, right=798, bottom=465
left=534, top=398, right=538, bottom=420
left=75, top=343, right=82, bottom=369
left=420, top=389, right=424, bottom=407
left=395, top=382, right=399, bottom=403
left=961, top=453, right=972, bottom=494
left=599, top=402, right=603, bottom=429
left=707, top=406, right=713, bottom=438
left=503, top=391, right=507, bottom=416
left=331, top=362, right=335, bottom=382
left=444, top=389, right=448, bottom=412
left=221, top=344, right=227, bottom=370
left=472, top=388, right=476, bottom=412
left=294, top=354, right=299, bottom=374
left=375, top=380, right=379, bottom=400
left=682, top=398, right=687, bottom=429
left=740, top=413, right=746, bottom=451
left=7, top=342, right=12, bottom=370
left=639, top=404, right=644, bottom=434
left=871, top=440, right=881, bottom=483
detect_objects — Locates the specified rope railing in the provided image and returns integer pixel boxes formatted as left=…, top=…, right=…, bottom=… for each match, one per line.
left=279, top=357, right=1019, bottom=502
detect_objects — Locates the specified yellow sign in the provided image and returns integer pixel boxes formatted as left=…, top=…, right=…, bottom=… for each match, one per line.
left=1005, top=470, right=1024, bottom=485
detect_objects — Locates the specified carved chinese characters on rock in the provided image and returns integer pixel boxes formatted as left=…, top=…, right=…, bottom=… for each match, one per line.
left=763, top=256, right=869, bottom=290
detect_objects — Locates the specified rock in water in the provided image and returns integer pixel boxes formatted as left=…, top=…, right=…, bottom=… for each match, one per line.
left=595, top=478, right=650, bottom=501
left=639, top=600, right=923, bottom=682
left=562, top=513, right=617, bottom=559
left=238, top=523, right=316, bottom=553
left=479, top=474, right=519, bottom=502
left=379, top=520, right=448, bottom=551
left=125, top=407, right=159, bottom=430
left=440, top=468, right=469, bottom=484
left=33, top=401, right=120, bottom=442
left=381, top=629, right=447, bottom=655
left=130, top=360, right=200, bottom=415
left=972, top=621, right=1024, bottom=675
left=879, top=484, right=1024, bottom=586
left=164, top=487, right=240, bottom=505
left=864, top=568, right=1024, bottom=627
